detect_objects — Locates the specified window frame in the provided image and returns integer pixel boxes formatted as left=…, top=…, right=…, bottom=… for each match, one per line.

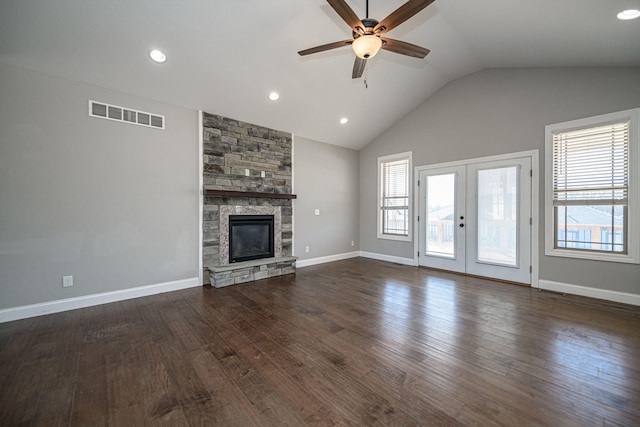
left=377, top=151, right=412, bottom=242
left=544, top=108, right=640, bottom=264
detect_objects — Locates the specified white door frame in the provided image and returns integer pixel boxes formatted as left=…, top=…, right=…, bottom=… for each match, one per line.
left=413, top=150, right=540, bottom=288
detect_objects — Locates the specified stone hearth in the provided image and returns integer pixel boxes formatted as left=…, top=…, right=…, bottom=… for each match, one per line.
left=208, top=256, right=297, bottom=288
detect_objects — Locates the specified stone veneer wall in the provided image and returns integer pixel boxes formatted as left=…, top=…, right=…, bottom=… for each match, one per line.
left=202, top=113, right=293, bottom=283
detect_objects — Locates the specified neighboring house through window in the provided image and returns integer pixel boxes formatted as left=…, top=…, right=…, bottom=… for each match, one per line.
left=545, top=108, right=639, bottom=264
left=378, top=152, right=412, bottom=241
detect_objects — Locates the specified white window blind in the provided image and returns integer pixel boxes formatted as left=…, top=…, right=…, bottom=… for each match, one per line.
left=545, top=108, right=639, bottom=264
left=553, top=122, right=629, bottom=207
left=380, top=157, right=410, bottom=236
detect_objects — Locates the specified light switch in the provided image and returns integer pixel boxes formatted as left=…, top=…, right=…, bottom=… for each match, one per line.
left=245, top=169, right=250, bottom=176
left=261, top=171, right=265, bottom=178
left=314, top=209, right=320, bottom=216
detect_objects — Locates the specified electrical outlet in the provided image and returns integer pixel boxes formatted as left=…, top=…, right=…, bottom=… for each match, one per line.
left=62, top=275, right=73, bottom=287
left=351, top=240, right=355, bottom=247
left=314, top=209, right=320, bottom=216
left=245, top=169, right=250, bottom=176
left=305, top=246, right=310, bottom=253
left=261, top=171, right=265, bottom=178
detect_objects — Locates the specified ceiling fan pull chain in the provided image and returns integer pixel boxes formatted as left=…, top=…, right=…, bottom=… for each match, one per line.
left=363, top=65, right=369, bottom=88
left=364, top=64, right=371, bottom=88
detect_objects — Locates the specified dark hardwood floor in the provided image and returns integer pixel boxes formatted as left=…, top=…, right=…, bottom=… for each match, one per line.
left=1, top=258, right=639, bottom=426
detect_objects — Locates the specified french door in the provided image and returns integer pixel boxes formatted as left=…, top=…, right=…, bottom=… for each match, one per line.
left=418, top=156, right=532, bottom=284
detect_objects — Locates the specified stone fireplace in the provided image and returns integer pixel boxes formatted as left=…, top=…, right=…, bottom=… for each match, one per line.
left=228, top=214, right=274, bottom=263
left=220, top=205, right=281, bottom=264
left=202, top=113, right=296, bottom=288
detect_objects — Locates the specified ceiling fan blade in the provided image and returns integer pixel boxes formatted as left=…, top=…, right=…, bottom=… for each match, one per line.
left=352, top=56, right=366, bottom=79
left=375, top=0, right=435, bottom=34
left=298, top=39, right=353, bottom=56
left=381, top=38, right=430, bottom=58
left=327, top=0, right=362, bottom=32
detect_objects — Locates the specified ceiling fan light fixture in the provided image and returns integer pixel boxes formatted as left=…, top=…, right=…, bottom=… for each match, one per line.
left=617, top=9, right=640, bottom=20
left=352, top=35, right=382, bottom=59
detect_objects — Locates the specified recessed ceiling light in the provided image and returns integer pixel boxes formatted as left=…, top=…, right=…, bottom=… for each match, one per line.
left=340, top=117, right=349, bottom=125
left=149, top=49, right=167, bottom=63
left=617, top=9, right=640, bottom=20
left=268, top=91, right=280, bottom=101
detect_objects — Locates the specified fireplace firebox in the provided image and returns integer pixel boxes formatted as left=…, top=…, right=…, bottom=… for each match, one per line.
left=229, top=215, right=275, bottom=263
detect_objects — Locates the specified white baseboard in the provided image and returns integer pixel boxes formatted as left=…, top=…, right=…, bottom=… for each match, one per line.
left=296, top=251, right=419, bottom=268
left=539, top=279, right=640, bottom=306
left=296, top=251, right=360, bottom=268
left=359, top=251, right=418, bottom=266
left=0, top=277, right=200, bottom=323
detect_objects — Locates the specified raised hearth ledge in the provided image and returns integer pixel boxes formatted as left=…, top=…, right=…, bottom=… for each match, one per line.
left=204, top=189, right=297, bottom=200
left=209, top=256, right=297, bottom=273
left=208, top=256, right=297, bottom=288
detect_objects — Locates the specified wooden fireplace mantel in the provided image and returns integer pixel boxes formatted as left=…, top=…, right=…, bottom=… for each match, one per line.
left=204, top=189, right=297, bottom=200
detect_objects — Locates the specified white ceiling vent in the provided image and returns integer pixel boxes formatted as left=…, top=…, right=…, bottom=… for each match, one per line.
left=89, top=100, right=165, bottom=130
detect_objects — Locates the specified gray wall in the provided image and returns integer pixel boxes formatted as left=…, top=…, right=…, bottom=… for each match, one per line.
left=0, top=63, right=199, bottom=309
left=359, top=67, right=640, bottom=294
left=294, top=136, right=359, bottom=260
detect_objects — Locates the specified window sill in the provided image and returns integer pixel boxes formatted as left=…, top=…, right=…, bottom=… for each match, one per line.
left=545, top=247, right=639, bottom=264
left=377, top=233, right=412, bottom=242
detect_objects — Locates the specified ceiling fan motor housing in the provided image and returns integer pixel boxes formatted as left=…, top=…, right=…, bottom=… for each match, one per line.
left=353, top=18, right=379, bottom=37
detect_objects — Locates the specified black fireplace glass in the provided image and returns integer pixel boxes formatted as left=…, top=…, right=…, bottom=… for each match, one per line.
left=229, top=215, right=274, bottom=263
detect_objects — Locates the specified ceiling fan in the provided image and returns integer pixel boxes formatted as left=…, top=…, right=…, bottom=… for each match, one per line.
left=298, top=0, right=434, bottom=79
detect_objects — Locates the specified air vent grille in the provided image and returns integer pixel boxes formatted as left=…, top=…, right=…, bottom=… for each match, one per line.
left=89, top=100, right=165, bottom=130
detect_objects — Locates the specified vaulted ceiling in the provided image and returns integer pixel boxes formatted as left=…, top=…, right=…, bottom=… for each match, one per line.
left=1, top=0, right=639, bottom=149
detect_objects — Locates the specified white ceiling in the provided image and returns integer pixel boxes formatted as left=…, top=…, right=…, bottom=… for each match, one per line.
left=1, top=0, right=639, bottom=150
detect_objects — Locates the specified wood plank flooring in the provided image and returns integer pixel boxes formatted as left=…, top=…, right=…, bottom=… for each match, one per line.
left=1, top=257, right=639, bottom=426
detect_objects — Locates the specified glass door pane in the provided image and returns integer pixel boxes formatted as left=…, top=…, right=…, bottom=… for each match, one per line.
left=426, top=174, right=456, bottom=258
left=418, top=166, right=465, bottom=274
left=476, top=166, right=518, bottom=266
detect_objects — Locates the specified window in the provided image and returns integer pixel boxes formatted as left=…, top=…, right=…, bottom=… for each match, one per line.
left=545, top=108, right=639, bottom=263
left=378, top=152, right=412, bottom=241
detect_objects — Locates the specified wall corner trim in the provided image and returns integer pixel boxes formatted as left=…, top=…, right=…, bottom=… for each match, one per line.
left=539, top=279, right=640, bottom=306
left=0, top=277, right=200, bottom=323
left=359, top=251, right=418, bottom=266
